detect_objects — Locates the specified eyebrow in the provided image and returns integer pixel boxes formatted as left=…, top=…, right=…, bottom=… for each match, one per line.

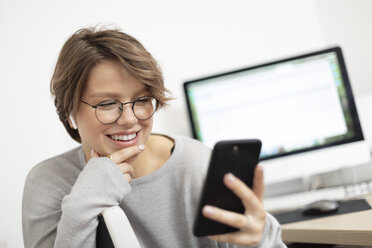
left=87, top=88, right=150, bottom=100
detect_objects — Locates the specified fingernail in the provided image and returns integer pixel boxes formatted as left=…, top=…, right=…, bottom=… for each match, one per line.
left=204, top=206, right=215, bottom=215
left=91, top=149, right=94, bottom=157
left=138, top=144, right=145, bottom=151
left=226, top=173, right=235, bottom=183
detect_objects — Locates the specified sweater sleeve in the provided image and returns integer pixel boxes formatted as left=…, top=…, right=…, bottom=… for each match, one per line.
left=218, top=213, right=287, bottom=248
left=249, top=213, right=286, bottom=248
left=227, top=213, right=286, bottom=248
left=22, top=157, right=131, bottom=248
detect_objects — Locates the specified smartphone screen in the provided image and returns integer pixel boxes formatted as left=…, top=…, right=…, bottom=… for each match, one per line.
left=193, top=139, right=262, bottom=237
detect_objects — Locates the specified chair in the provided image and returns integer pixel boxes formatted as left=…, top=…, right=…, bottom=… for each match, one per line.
left=96, top=206, right=141, bottom=248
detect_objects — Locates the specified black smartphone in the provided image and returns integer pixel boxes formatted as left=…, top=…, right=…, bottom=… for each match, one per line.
left=193, top=139, right=262, bottom=237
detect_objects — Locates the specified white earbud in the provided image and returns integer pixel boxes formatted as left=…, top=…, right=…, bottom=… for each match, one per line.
left=69, top=114, right=78, bottom=129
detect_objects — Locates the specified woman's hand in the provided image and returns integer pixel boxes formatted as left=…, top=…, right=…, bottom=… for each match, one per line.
left=90, top=145, right=145, bottom=182
left=202, top=165, right=266, bottom=246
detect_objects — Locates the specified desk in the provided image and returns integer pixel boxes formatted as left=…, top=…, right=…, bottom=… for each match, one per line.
left=281, top=195, right=372, bottom=246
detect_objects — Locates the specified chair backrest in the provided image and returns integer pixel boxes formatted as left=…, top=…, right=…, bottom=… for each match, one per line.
left=96, top=206, right=141, bottom=248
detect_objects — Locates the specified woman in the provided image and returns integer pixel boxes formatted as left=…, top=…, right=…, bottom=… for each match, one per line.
left=22, top=27, right=285, bottom=247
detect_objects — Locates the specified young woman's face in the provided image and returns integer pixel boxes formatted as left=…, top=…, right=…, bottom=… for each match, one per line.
left=75, top=61, right=154, bottom=160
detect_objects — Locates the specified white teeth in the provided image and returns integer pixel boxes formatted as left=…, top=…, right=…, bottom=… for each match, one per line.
left=111, top=133, right=137, bottom=141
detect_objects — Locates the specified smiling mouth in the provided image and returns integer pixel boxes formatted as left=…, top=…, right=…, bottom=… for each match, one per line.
left=109, top=133, right=137, bottom=141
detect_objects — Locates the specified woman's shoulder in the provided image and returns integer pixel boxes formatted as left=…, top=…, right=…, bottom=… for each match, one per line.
left=26, top=146, right=83, bottom=183
left=23, top=146, right=85, bottom=212
left=163, top=134, right=211, bottom=152
left=162, top=134, right=212, bottom=163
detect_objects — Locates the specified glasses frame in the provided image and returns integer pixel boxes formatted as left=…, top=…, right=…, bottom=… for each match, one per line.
left=81, top=96, right=159, bottom=124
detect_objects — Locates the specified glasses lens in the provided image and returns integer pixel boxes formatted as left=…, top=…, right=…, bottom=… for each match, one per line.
left=133, top=97, right=158, bottom=120
left=96, top=100, right=122, bottom=124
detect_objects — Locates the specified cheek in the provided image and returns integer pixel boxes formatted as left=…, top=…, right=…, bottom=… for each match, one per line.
left=143, top=118, right=153, bottom=133
left=81, top=124, right=104, bottom=139
left=146, top=117, right=154, bottom=129
left=79, top=120, right=108, bottom=149
left=139, top=118, right=153, bottom=142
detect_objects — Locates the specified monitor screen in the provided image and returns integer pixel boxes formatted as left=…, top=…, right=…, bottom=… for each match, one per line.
left=184, top=47, right=370, bottom=184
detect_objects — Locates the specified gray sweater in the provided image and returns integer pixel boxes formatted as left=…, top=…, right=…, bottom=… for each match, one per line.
left=22, top=135, right=286, bottom=247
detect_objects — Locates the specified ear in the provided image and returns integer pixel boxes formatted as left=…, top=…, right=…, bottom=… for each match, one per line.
left=68, top=114, right=78, bottom=130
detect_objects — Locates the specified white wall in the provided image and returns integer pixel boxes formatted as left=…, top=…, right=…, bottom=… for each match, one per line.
left=317, top=0, right=372, bottom=96
left=0, top=0, right=371, bottom=247
left=315, top=0, right=372, bottom=147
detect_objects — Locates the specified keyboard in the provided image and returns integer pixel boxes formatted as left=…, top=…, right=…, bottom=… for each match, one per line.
left=264, top=180, right=372, bottom=213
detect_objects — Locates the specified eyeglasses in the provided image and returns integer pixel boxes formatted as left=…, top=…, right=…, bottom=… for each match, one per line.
left=81, top=96, right=158, bottom=124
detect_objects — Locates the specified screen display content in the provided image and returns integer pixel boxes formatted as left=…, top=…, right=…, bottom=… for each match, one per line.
left=184, top=47, right=370, bottom=183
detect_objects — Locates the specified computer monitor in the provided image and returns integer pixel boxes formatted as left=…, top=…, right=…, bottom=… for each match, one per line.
left=183, top=47, right=371, bottom=184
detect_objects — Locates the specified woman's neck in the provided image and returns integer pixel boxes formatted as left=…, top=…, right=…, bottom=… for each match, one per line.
left=132, top=134, right=174, bottom=178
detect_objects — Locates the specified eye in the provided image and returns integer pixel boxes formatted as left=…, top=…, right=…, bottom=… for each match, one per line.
left=135, top=97, right=151, bottom=105
left=97, top=100, right=118, bottom=110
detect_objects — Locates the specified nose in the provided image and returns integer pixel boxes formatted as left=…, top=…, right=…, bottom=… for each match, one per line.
left=116, top=104, right=138, bottom=127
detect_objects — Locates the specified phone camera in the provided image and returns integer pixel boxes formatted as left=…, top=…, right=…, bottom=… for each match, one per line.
left=232, top=145, right=239, bottom=152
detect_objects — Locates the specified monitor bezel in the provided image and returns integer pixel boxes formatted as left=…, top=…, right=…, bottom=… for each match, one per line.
left=183, top=47, right=365, bottom=161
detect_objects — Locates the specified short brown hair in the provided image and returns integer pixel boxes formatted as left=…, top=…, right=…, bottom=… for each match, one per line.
left=50, top=26, right=171, bottom=143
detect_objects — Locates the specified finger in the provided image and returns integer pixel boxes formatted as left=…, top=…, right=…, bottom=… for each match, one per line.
left=117, top=163, right=135, bottom=178
left=110, top=144, right=145, bottom=164
left=223, top=173, right=260, bottom=210
left=90, top=149, right=99, bottom=159
left=202, top=205, right=248, bottom=230
left=252, top=165, right=265, bottom=202
left=124, top=173, right=132, bottom=183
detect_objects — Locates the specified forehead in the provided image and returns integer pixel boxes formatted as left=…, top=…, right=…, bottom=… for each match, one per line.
left=84, top=61, right=147, bottom=99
